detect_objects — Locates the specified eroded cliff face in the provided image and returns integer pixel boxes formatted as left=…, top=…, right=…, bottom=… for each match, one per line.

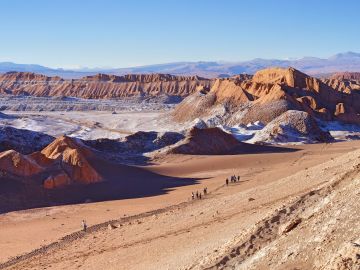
left=322, top=72, right=360, bottom=94
left=173, top=67, right=360, bottom=124
left=328, top=71, right=360, bottom=81
left=0, top=72, right=213, bottom=98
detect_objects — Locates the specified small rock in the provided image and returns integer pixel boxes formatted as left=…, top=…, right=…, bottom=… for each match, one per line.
left=280, top=218, right=302, bottom=234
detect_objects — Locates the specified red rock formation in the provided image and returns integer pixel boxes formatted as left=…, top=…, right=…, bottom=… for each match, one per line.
left=329, top=72, right=360, bottom=81
left=0, top=72, right=212, bottom=98
left=0, top=135, right=103, bottom=188
left=173, top=67, right=360, bottom=124
left=0, top=150, right=43, bottom=176
left=40, top=136, right=103, bottom=184
left=43, top=173, right=71, bottom=189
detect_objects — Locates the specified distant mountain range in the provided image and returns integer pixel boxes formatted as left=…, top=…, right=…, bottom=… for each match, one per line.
left=1, top=51, right=360, bottom=78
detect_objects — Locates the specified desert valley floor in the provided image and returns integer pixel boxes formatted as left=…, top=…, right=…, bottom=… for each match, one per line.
left=1, top=68, right=360, bottom=269
left=1, top=138, right=359, bottom=269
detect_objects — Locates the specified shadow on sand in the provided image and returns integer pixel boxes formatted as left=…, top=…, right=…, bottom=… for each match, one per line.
left=0, top=158, right=203, bottom=214
left=47, top=158, right=203, bottom=205
left=0, top=144, right=298, bottom=214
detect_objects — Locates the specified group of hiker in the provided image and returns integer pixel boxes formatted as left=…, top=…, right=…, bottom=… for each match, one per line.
left=226, top=175, right=241, bottom=186
left=82, top=175, right=242, bottom=232
left=191, top=173, right=242, bottom=201
left=192, top=187, right=208, bottom=200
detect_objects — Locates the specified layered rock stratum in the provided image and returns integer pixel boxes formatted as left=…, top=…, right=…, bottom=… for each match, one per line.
left=329, top=71, right=360, bottom=80
left=0, top=72, right=212, bottom=98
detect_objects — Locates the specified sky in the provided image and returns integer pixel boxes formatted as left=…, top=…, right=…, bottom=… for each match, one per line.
left=0, top=0, right=359, bottom=68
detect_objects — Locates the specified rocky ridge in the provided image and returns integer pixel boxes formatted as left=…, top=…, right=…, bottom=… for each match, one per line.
left=0, top=72, right=213, bottom=99
left=173, top=67, right=360, bottom=136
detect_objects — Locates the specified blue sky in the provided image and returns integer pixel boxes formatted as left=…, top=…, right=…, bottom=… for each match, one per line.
left=0, top=0, right=359, bottom=68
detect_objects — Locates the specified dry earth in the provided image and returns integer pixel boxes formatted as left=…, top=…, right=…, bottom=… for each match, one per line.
left=0, top=141, right=359, bottom=269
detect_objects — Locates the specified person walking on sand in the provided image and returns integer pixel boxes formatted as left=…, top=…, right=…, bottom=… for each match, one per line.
left=199, top=193, right=202, bottom=199
left=237, top=175, right=240, bottom=182
left=226, top=178, right=229, bottom=186
left=82, top=220, right=87, bottom=232
left=203, top=187, right=207, bottom=195
left=192, top=192, right=195, bottom=200
left=196, top=191, right=199, bottom=199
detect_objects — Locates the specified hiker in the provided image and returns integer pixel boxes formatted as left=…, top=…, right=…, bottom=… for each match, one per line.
left=196, top=191, right=199, bottom=199
left=191, top=192, right=195, bottom=200
left=82, top=220, right=87, bottom=232
left=203, top=187, right=207, bottom=195
left=237, top=175, right=240, bottom=182
left=226, top=178, right=229, bottom=186
left=199, top=193, right=202, bottom=199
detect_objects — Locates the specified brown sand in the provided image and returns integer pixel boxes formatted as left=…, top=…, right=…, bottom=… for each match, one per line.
left=0, top=140, right=359, bottom=269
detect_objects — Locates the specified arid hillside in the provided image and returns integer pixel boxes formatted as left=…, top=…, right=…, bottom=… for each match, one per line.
left=0, top=133, right=203, bottom=213
left=173, top=67, right=360, bottom=126
left=0, top=72, right=213, bottom=98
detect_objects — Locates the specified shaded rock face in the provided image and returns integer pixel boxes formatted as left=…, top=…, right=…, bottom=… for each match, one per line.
left=85, top=131, right=184, bottom=154
left=250, top=110, right=333, bottom=144
left=169, top=127, right=239, bottom=155
left=166, top=127, right=293, bottom=155
left=0, top=72, right=213, bottom=99
left=43, top=173, right=71, bottom=189
left=169, top=127, right=240, bottom=155
left=173, top=67, right=360, bottom=125
left=0, top=125, right=54, bottom=154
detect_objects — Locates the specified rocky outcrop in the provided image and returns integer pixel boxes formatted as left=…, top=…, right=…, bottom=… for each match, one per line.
left=84, top=131, right=184, bottom=158
left=0, top=135, right=103, bottom=188
left=322, top=78, right=360, bottom=94
left=0, top=72, right=213, bottom=99
left=39, top=136, right=103, bottom=184
left=329, top=72, right=360, bottom=81
left=43, top=173, right=71, bottom=189
left=173, top=67, right=360, bottom=125
left=322, top=72, right=360, bottom=95
left=249, top=110, right=333, bottom=144
left=166, top=127, right=290, bottom=155
left=0, top=150, right=43, bottom=176
left=168, top=127, right=241, bottom=155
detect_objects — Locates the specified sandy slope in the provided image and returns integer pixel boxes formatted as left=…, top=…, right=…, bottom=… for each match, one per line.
left=0, top=141, right=359, bottom=269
